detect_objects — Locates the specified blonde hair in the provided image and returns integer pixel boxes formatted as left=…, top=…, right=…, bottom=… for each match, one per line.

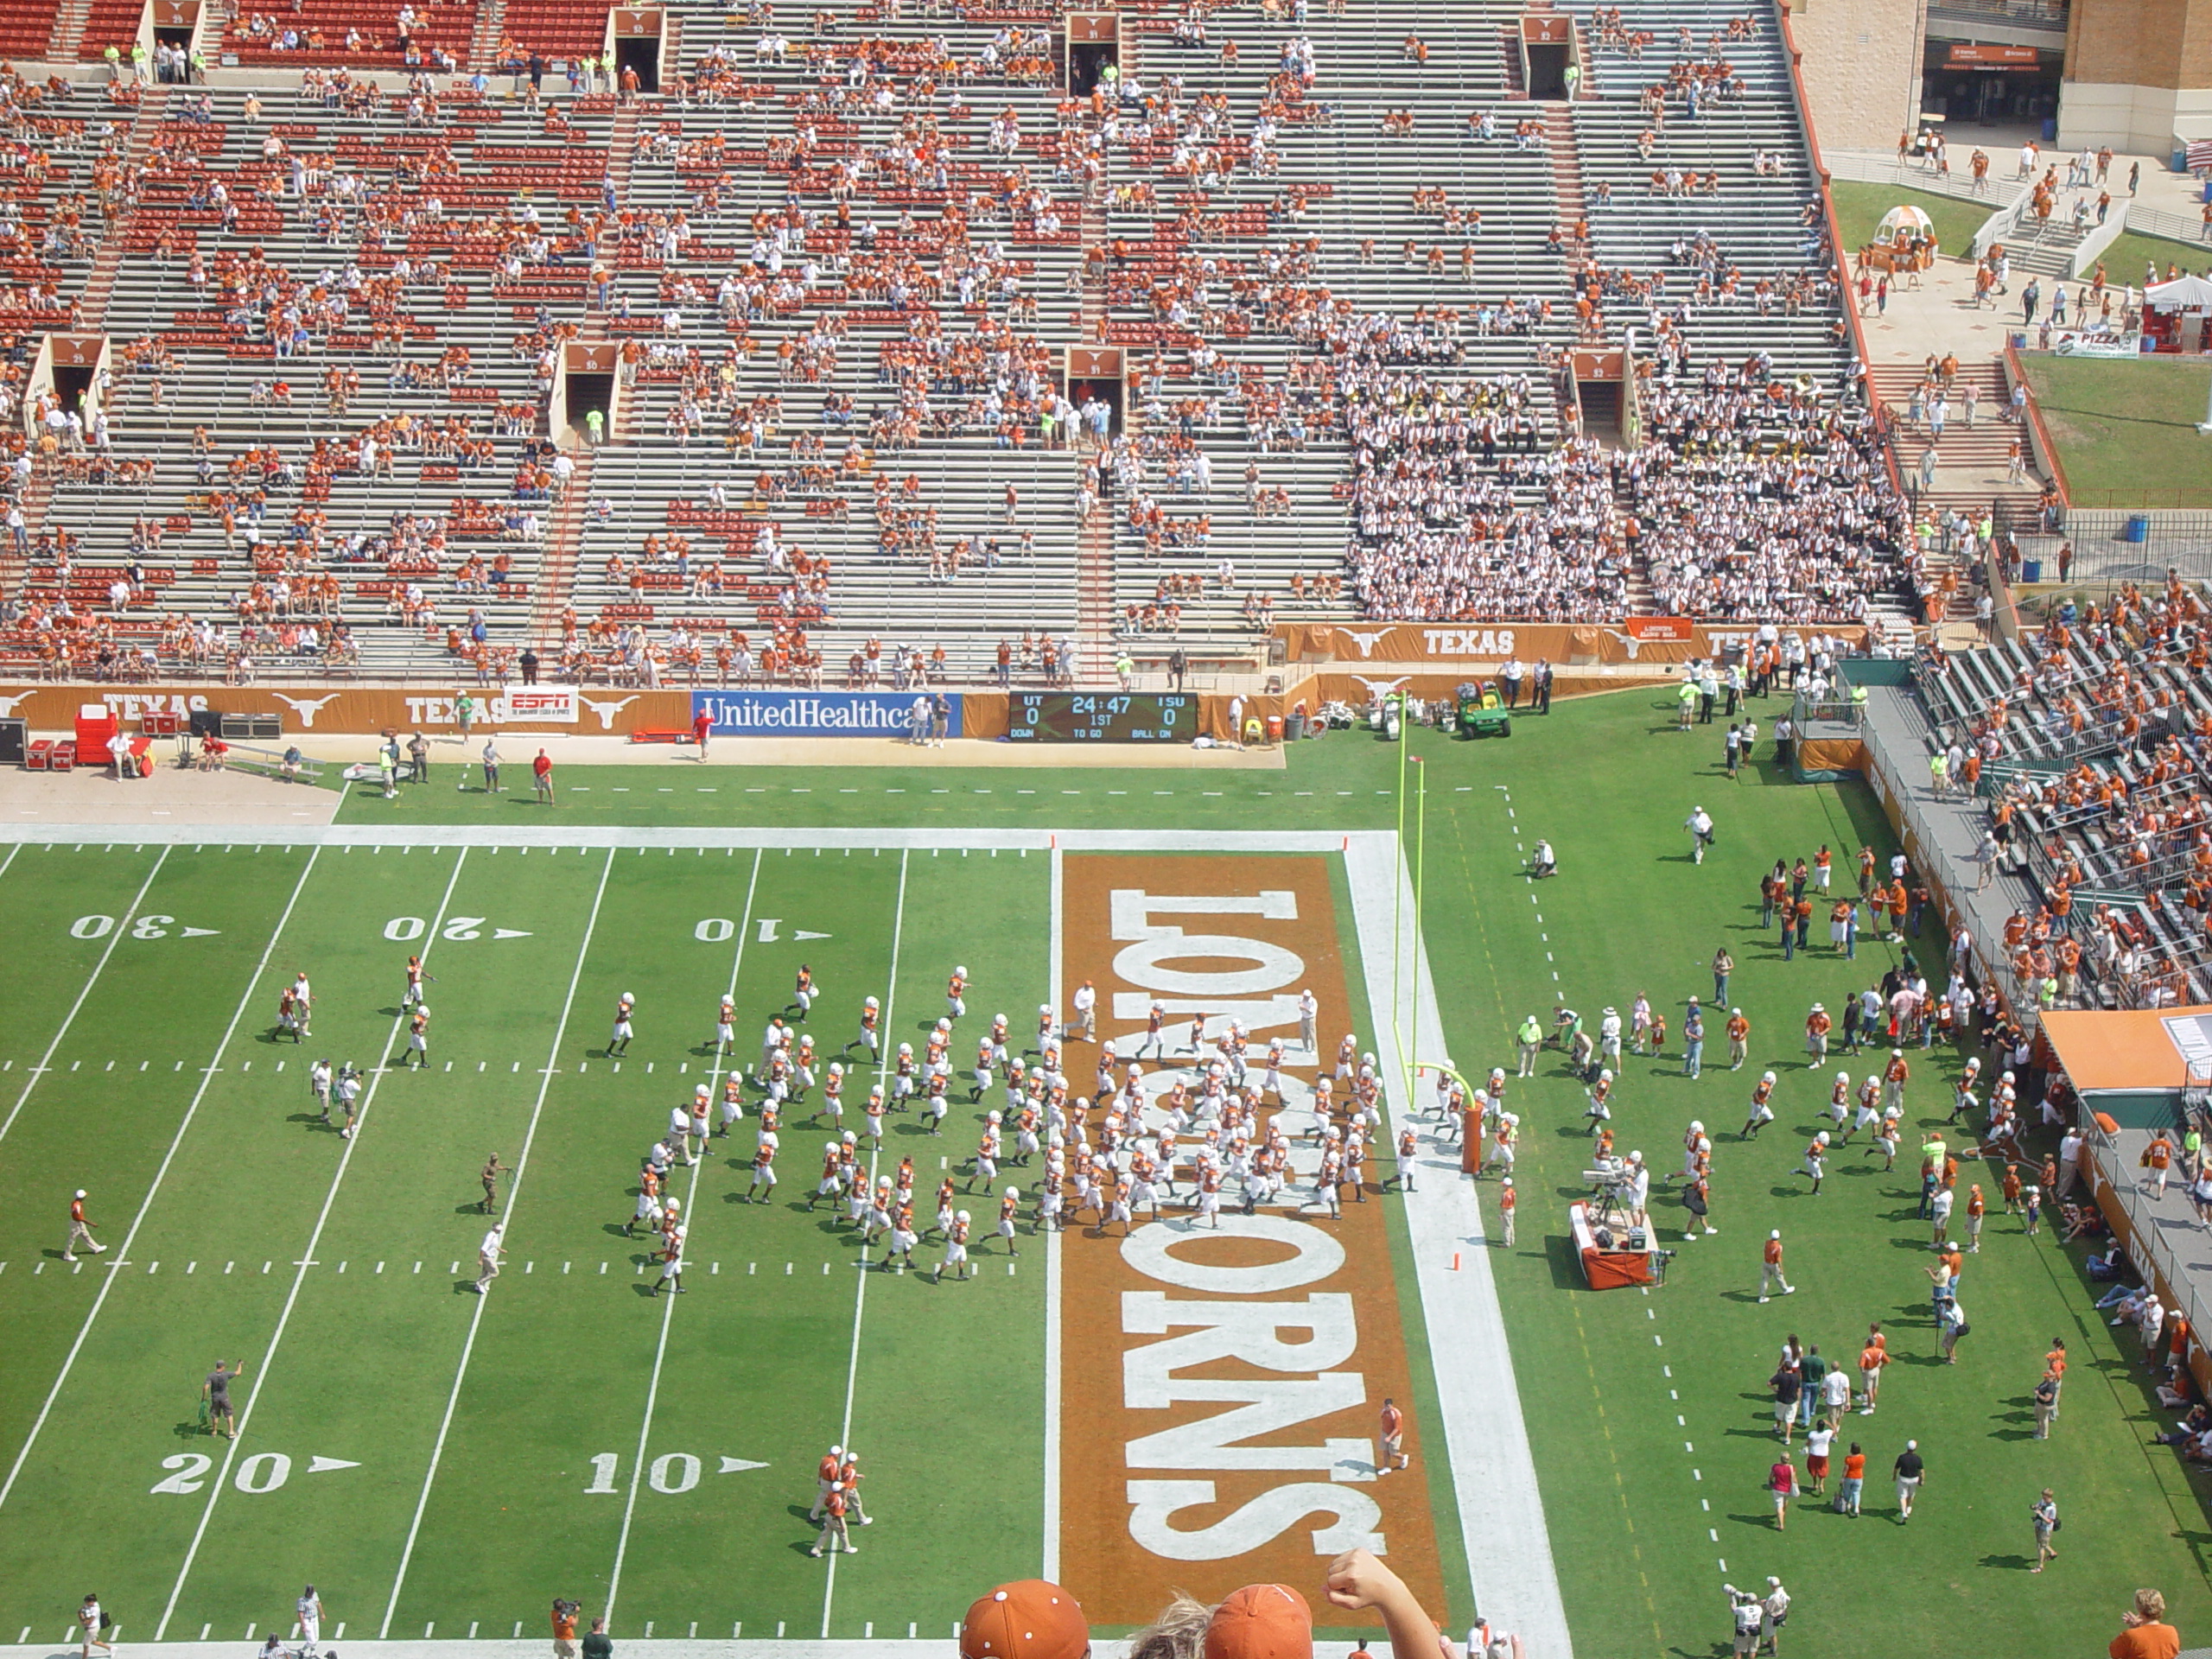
left=1126, top=1594, right=1213, bottom=1659
left=2134, top=1590, right=2167, bottom=1623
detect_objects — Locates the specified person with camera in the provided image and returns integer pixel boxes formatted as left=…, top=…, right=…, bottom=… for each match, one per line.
left=1726, top=1585, right=1764, bottom=1657
left=2031, top=1489, right=2060, bottom=1572
left=550, top=1599, right=580, bottom=1659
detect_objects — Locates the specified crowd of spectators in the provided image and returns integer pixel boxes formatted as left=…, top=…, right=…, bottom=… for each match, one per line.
left=1922, top=581, right=2212, bottom=1008
left=0, top=0, right=1935, bottom=680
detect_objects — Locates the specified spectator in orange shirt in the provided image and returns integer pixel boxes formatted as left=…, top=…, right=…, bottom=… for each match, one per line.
left=2109, top=1589, right=2180, bottom=1659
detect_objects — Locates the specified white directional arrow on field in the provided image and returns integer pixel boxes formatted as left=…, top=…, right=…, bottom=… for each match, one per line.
left=181, top=927, right=220, bottom=938
left=307, top=1456, right=360, bottom=1474
left=493, top=929, right=532, bottom=940
left=794, top=931, right=831, bottom=941
left=718, top=1457, right=769, bottom=1474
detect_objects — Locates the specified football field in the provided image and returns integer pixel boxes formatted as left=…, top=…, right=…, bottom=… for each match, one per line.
left=0, top=825, right=1542, bottom=1653
left=6, top=685, right=2212, bottom=1659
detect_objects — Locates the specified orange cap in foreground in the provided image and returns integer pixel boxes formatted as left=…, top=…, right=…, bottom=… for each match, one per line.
left=1205, top=1584, right=1314, bottom=1659
left=960, top=1581, right=1089, bottom=1659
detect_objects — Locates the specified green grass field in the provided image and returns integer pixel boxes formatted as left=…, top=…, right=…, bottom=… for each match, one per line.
left=4, top=687, right=2210, bottom=1658
left=2082, top=228, right=2211, bottom=292
left=0, top=841, right=1053, bottom=1645
left=1830, top=181, right=1991, bottom=264
left=2018, top=353, right=2212, bottom=507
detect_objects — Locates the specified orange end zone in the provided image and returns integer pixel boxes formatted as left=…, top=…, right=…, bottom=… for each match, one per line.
left=1057, top=852, right=1446, bottom=1627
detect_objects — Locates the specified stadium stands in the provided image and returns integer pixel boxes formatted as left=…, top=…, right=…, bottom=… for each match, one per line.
left=0, top=0, right=1935, bottom=684
left=1915, top=575, right=2212, bottom=1010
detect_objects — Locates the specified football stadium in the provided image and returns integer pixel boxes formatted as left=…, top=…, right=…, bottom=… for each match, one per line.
left=3, top=1, right=2212, bottom=1657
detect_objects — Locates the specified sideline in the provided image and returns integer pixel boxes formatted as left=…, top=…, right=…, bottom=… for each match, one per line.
left=0, top=827, right=1359, bottom=851
left=1343, top=836, right=1574, bottom=1659
left=1042, top=841, right=1064, bottom=1585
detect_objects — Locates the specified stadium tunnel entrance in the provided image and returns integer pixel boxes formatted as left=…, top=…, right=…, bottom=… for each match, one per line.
left=612, top=7, right=663, bottom=94
left=1066, top=346, right=1123, bottom=438
left=33, top=335, right=109, bottom=436
left=1066, top=13, right=1120, bottom=97
left=152, top=0, right=200, bottom=73
left=1569, top=346, right=1625, bottom=443
left=1520, top=15, right=1577, bottom=101
left=556, top=342, right=624, bottom=448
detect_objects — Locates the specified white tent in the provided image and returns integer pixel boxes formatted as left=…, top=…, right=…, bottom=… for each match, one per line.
left=2146, top=273, right=2212, bottom=312
left=1875, top=204, right=1934, bottom=241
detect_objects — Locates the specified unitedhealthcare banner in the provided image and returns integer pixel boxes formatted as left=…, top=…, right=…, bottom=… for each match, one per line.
left=691, top=690, right=963, bottom=737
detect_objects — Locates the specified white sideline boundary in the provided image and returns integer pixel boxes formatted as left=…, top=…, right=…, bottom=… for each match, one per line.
left=1042, top=840, right=1064, bottom=1586
left=1343, top=836, right=1574, bottom=1659
left=0, top=826, right=1360, bottom=851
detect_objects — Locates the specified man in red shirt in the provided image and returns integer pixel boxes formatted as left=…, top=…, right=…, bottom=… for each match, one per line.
left=692, top=708, right=714, bottom=759
left=532, top=748, right=554, bottom=804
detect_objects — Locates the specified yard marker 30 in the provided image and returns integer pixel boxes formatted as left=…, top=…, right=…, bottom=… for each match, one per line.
left=0, top=847, right=326, bottom=1521
left=158, top=848, right=474, bottom=1639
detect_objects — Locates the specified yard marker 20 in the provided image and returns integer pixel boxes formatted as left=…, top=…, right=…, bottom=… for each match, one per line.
left=156, top=849, right=477, bottom=1641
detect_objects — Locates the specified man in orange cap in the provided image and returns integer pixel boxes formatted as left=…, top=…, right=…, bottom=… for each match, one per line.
left=1205, top=1583, right=1312, bottom=1659
left=961, top=1582, right=1089, bottom=1659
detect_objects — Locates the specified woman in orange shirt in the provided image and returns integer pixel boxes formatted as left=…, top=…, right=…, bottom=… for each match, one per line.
left=1835, top=1444, right=1866, bottom=1516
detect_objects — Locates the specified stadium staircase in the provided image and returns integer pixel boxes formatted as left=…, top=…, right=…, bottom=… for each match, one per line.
left=2007, top=216, right=2090, bottom=281
left=1868, top=360, right=2042, bottom=629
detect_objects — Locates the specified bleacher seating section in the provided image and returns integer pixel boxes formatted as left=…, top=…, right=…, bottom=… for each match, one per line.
left=0, top=0, right=1923, bottom=687
left=1915, top=583, right=2212, bottom=1008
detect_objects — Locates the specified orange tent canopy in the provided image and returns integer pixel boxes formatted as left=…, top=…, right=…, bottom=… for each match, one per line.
left=2040, top=1007, right=2212, bottom=1091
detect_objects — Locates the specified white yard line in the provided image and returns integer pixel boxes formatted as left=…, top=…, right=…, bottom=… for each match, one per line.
left=156, top=849, right=475, bottom=1641
left=1041, top=841, right=1063, bottom=1584
left=380, top=843, right=626, bottom=1637
left=0, top=842, right=21, bottom=882
left=820, top=849, right=908, bottom=1638
left=0, top=845, right=173, bottom=1146
left=1342, top=833, right=1573, bottom=1659
left=0, top=846, right=325, bottom=1516
left=602, top=850, right=766, bottom=1628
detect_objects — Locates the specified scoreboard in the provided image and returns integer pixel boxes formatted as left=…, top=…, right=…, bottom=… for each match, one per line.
left=1007, top=693, right=1197, bottom=742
